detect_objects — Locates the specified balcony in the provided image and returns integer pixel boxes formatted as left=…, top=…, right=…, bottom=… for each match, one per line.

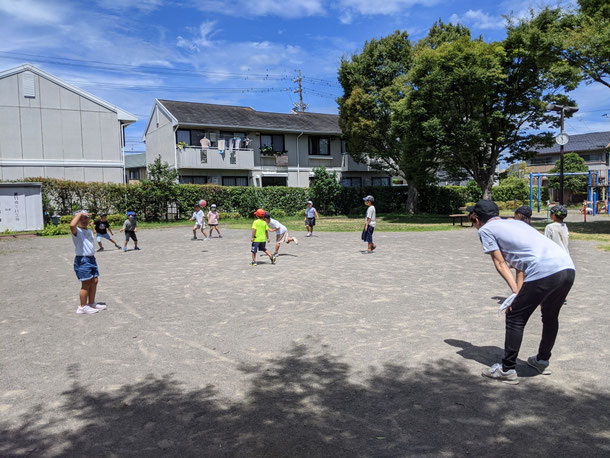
left=177, top=146, right=255, bottom=170
left=341, top=154, right=374, bottom=172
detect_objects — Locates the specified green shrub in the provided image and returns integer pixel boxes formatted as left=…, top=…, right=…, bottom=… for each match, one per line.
left=269, top=209, right=286, bottom=219
left=39, top=224, right=70, bottom=236
left=218, top=211, right=241, bottom=220
left=465, top=180, right=483, bottom=202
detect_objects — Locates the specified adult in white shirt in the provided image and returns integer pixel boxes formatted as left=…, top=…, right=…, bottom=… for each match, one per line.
left=264, top=212, right=298, bottom=256
left=469, top=200, right=575, bottom=385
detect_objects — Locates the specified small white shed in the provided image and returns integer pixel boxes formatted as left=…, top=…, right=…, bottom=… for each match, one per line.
left=0, top=182, right=44, bottom=232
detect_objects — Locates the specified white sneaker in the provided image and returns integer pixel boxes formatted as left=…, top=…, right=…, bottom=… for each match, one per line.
left=293, top=237, right=299, bottom=245
left=482, top=363, right=519, bottom=385
left=90, top=303, right=107, bottom=310
left=305, top=233, right=311, bottom=237
left=76, top=305, right=99, bottom=315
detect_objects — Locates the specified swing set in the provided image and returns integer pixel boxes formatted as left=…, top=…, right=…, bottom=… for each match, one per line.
left=529, top=170, right=610, bottom=219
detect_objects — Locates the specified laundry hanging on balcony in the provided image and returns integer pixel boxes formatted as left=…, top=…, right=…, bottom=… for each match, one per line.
left=218, top=139, right=225, bottom=154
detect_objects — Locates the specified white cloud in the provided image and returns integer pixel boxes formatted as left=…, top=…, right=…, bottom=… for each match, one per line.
left=192, top=0, right=325, bottom=18
left=0, top=0, right=65, bottom=24
left=177, top=21, right=218, bottom=51
left=95, top=0, right=165, bottom=12
left=449, top=9, right=506, bottom=30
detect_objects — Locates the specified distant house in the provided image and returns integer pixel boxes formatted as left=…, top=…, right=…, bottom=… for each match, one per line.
left=0, top=64, right=137, bottom=183
left=125, top=152, right=147, bottom=183
left=143, top=99, right=390, bottom=187
left=527, top=131, right=610, bottom=174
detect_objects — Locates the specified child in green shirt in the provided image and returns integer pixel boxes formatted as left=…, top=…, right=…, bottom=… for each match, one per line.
left=251, top=209, right=276, bottom=266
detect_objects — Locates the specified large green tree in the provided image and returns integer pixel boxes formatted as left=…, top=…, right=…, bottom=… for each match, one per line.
left=560, top=0, right=610, bottom=89
left=408, top=9, right=580, bottom=199
left=547, top=152, right=589, bottom=196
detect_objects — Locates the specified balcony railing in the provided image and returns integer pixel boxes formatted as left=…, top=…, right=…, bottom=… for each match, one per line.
left=177, top=146, right=255, bottom=170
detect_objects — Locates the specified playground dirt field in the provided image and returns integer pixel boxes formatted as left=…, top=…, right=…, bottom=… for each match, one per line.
left=1, top=226, right=609, bottom=456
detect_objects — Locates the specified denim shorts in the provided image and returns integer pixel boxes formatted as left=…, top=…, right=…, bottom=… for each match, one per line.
left=96, top=233, right=112, bottom=242
left=74, top=256, right=99, bottom=281
left=251, top=242, right=267, bottom=253
left=305, top=217, right=316, bottom=227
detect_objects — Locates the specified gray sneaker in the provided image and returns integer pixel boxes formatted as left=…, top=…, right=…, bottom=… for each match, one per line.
left=482, top=363, right=519, bottom=385
left=527, top=356, right=551, bottom=375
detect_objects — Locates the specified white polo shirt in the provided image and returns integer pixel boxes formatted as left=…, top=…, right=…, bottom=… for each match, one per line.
left=478, top=218, right=574, bottom=282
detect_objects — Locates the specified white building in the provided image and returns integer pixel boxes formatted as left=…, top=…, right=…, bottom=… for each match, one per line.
left=0, top=64, right=137, bottom=183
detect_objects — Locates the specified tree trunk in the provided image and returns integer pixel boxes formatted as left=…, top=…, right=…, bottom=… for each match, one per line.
left=406, top=182, right=419, bottom=214
left=480, top=176, right=494, bottom=200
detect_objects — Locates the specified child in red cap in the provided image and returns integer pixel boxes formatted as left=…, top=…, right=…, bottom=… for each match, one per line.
left=251, top=209, right=276, bottom=266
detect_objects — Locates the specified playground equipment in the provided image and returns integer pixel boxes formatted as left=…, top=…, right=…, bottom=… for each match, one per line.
left=529, top=170, right=610, bottom=216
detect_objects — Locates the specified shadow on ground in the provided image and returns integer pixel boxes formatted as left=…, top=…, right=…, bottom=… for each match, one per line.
left=1, top=344, right=609, bottom=457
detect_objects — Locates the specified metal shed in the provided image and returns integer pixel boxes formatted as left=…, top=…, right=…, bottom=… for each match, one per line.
left=0, top=182, right=43, bottom=232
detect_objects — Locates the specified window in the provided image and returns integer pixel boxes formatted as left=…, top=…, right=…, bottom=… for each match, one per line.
left=528, top=156, right=554, bottom=166
left=191, top=130, right=206, bottom=146
left=222, top=176, right=248, bottom=186
left=372, top=177, right=391, bottom=186
left=262, top=176, right=287, bottom=187
left=128, top=169, right=140, bottom=180
left=180, top=176, right=208, bottom=184
left=342, top=177, right=362, bottom=187
left=260, top=134, right=285, bottom=154
left=309, top=136, right=331, bottom=155
left=176, top=130, right=191, bottom=145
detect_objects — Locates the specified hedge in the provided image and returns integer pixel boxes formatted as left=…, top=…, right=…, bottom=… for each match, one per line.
left=18, top=178, right=470, bottom=220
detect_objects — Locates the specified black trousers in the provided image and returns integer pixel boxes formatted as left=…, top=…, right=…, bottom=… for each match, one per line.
left=503, top=269, right=575, bottom=371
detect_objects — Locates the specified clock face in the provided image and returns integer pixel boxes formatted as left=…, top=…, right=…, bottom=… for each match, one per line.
left=555, top=133, right=569, bottom=146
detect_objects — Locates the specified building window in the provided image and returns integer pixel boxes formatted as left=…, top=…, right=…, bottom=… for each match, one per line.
left=372, top=177, right=391, bottom=186
left=260, top=134, right=285, bottom=154
left=176, top=130, right=191, bottom=145
left=191, top=130, right=206, bottom=146
left=128, top=169, right=140, bottom=180
left=180, top=176, right=208, bottom=184
left=222, top=176, right=248, bottom=186
left=342, top=177, right=362, bottom=187
left=262, top=176, right=287, bottom=187
left=309, top=136, right=331, bottom=155
left=528, top=156, right=555, bottom=166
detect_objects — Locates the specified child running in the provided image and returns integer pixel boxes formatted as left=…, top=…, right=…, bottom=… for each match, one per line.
left=362, top=195, right=376, bottom=253
left=264, top=211, right=298, bottom=257
left=545, top=205, right=569, bottom=252
left=190, top=204, right=208, bottom=240
left=70, top=210, right=106, bottom=315
left=251, top=208, right=276, bottom=266
left=207, top=204, right=222, bottom=238
left=120, top=211, right=140, bottom=252
left=92, top=213, right=121, bottom=251
left=304, top=201, right=319, bottom=237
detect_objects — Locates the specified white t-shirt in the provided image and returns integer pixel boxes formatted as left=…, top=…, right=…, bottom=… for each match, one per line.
left=192, top=210, right=205, bottom=225
left=268, top=218, right=287, bottom=235
left=545, top=222, right=569, bottom=253
left=478, top=218, right=574, bottom=282
left=72, top=227, right=95, bottom=257
left=306, top=207, right=316, bottom=218
left=366, top=205, right=376, bottom=227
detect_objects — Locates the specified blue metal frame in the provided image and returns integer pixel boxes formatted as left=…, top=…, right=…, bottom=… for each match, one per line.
left=528, top=172, right=592, bottom=212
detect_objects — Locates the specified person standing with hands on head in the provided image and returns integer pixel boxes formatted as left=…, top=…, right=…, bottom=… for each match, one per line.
left=469, top=200, right=575, bottom=385
left=120, top=211, right=140, bottom=252
left=304, top=201, right=319, bottom=237
left=362, top=195, right=376, bottom=253
left=70, top=210, right=106, bottom=315
left=92, top=213, right=121, bottom=251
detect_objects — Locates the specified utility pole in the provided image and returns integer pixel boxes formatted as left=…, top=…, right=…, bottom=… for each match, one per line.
left=293, top=70, right=308, bottom=112
left=546, top=103, right=579, bottom=205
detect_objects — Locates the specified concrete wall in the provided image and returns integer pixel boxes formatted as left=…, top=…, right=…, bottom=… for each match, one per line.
left=0, top=70, right=125, bottom=182
left=144, top=105, right=176, bottom=167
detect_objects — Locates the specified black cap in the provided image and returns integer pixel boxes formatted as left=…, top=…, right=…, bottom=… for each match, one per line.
left=264, top=211, right=271, bottom=218
left=467, top=200, right=499, bottom=223
left=550, top=204, right=568, bottom=218
left=514, top=205, right=532, bottom=218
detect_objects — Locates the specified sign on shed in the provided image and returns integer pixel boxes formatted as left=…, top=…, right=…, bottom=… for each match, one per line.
left=0, top=183, right=44, bottom=232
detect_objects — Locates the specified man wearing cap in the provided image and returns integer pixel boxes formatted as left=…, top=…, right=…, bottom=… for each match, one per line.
left=304, top=201, right=319, bottom=237
left=469, top=200, right=575, bottom=384
left=362, top=195, right=376, bottom=252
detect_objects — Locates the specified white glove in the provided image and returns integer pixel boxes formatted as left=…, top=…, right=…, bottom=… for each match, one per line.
left=499, top=293, right=517, bottom=315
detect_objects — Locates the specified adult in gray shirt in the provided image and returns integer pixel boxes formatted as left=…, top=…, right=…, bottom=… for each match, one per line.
left=469, top=200, right=575, bottom=385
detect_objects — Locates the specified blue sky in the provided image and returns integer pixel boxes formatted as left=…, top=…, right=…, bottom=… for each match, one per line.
left=0, top=0, right=607, bottom=152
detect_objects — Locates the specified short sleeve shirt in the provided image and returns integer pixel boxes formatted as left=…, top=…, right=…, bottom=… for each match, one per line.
left=192, top=210, right=205, bottom=225
left=72, top=227, right=95, bottom=257
left=366, top=205, right=376, bottom=227
left=252, top=219, right=269, bottom=242
left=207, top=211, right=219, bottom=225
left=94, top=219, right=109, bottom=234
left=268, top=218, right=287, bottom=235
left=544, top=222, right=569, bottom=252
left=123, top=219, right=137, bottom=231
left=478, top=218, right=574, bottom=282
left=306, top=207, right=316, bottom=218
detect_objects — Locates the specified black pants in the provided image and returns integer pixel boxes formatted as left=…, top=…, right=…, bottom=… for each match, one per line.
left=503, top=269, right=575, bottom=371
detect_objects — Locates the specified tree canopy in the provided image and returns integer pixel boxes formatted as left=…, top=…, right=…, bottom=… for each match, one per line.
left=547, top=153, right=589, bottom=194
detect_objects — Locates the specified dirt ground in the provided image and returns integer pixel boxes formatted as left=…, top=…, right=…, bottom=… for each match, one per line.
left=1, top=226, right=608, bottom=456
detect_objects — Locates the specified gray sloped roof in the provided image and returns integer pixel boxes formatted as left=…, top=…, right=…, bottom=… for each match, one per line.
left=124, top=152, right=146, bottom=168
left=535, top=131, right=610, bottom=155
left=158, top=99, right=341, bottom=134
